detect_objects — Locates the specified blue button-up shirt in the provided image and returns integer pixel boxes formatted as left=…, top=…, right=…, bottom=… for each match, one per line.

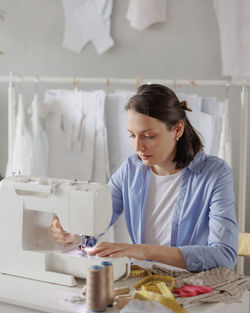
left=108, top=150, right=238, bottom=272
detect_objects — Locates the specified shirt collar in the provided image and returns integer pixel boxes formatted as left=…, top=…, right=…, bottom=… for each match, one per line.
left=187, top=150, right=206, bottom=174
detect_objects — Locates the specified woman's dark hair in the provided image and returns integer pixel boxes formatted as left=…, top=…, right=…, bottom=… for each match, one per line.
left=125, top=84, right=203, bottom=169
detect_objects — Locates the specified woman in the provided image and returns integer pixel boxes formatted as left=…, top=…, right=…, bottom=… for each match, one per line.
left=50, top=84, right=238, bottom=272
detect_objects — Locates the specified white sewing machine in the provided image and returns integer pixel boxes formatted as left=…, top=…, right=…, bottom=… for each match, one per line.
left=0, top=175, right=130, bottom=286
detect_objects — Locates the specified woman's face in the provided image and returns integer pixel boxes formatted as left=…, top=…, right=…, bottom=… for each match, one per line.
left=126, top=110, right=180, bottom=172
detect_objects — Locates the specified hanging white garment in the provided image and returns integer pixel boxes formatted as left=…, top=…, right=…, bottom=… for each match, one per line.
left=126, top=0, right=167, bottom=30
left=56, top=89, right=85, bottom=152
left=105, top=91, right=135, bottom=174
left=11, top=94, right=33, bottom=175
left=43, top=89, right=109, bottom=182
left=30, top=94, right=49, bottom=177
left=177, top=93, right=214, bottom=155
left=62, top=0, right=114, bottom=54
left=92, top=91, right=110, bottom=184
left=177, top=93, right=202, bottom=112
left=5, top=84, right=16, bottom=177
left=218, top=98, right=232, bottom=167
left=201, top=97, right=224, bottom=157
left=213, top=0, right=250, bottom=77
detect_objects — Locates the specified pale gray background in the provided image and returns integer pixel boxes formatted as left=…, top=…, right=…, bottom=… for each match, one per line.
left=0, top=0, right=249, bottom=272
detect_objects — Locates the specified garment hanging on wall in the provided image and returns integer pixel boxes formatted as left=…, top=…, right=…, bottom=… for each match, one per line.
left=30, top=94, right=49, bottom=177
left=105, top=91, right=135, bottom=174
left=62, top=0, right=114, bottom=54
left=213, top=0, right=250, bottom=77
left=42, top=89, right=109, bottom=182
left=126, top=0, right=167, bottom=30
left=11, top=94, right=33, bottom=176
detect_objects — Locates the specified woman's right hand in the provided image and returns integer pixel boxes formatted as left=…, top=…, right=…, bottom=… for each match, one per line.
left=49, top=217, right=76, bottom=245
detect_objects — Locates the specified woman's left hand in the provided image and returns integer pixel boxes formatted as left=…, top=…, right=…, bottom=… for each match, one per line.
left=85, top=242, right=149, bottom=260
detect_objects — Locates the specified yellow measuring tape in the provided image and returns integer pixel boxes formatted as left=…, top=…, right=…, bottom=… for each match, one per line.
left=134, top=289, right=186, bottom=313
left=132, top=273, right=186, bottom=313
left=129, top=265, right=152, bottom=278
left=134, top=275, right=175, bottom=291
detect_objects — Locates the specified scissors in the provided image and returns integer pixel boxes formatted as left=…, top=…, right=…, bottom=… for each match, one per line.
left=173, top=285, right=213, bottom=297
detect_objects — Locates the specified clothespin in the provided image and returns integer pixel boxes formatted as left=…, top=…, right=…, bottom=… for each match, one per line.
left=135, top=76, right=142, bottom=90
left=173, top=79, right=182, bottom=91
left=72, top=77, right=78, bottom=91
left=189, top=80, right=195, bottom=89
left=106, top=77, right=110, bottom=93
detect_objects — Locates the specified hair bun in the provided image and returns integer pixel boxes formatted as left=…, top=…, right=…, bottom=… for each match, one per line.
left=181, top=100, right=192, bottom=112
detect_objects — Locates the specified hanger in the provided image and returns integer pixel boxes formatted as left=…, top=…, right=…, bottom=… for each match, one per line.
left=173, top=79, right=182, bottom=91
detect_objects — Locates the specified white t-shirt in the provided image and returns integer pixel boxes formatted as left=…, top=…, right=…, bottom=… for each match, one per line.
left=143, top=168, right=183, bottom=246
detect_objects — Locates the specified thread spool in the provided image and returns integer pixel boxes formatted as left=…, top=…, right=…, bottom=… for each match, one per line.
left=86, top=265, right=106, bottom=312
left=101, top=261, right=114, bottom=307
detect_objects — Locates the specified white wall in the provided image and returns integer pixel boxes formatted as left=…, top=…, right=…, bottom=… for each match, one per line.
left=0, top=0, right=249, bottom=272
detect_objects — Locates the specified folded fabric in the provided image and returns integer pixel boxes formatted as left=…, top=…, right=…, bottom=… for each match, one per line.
left=150, top=265, right=250, bottom=307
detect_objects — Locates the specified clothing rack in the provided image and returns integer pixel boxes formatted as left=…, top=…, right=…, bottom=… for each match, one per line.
left=1, top=73, right=249, bottom=272
left=2, top=74, right=250, bottom=86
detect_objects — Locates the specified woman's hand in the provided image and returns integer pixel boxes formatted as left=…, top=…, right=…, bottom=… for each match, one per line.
left=49, top=217, right=76, bottom=245
left=85, top=241, right=150, bottom=260
left=86, top=242, right=187, bottom=269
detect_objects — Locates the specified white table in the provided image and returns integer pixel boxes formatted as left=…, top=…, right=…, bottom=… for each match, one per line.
left=0, top=266, right=249, bottom=313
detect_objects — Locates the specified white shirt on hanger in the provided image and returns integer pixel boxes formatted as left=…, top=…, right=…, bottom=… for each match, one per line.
left=12, top=94, right=33, bottom=176
left=126, top=0, right=167, bottom=31
left=213, top=0, right=250, bottom=78
left=30, top=94, right=49, bottom=177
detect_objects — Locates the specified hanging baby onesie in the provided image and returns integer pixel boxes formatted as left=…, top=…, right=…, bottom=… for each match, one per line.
left=62, top=0, right=114, bottom=54
left=12, top=94, right=33, bottom=175
left=213, top=0, right=250, bottom=77
left=30, top=94, right=49, bottom=177
left=126, top=0, right=167, bottom=31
